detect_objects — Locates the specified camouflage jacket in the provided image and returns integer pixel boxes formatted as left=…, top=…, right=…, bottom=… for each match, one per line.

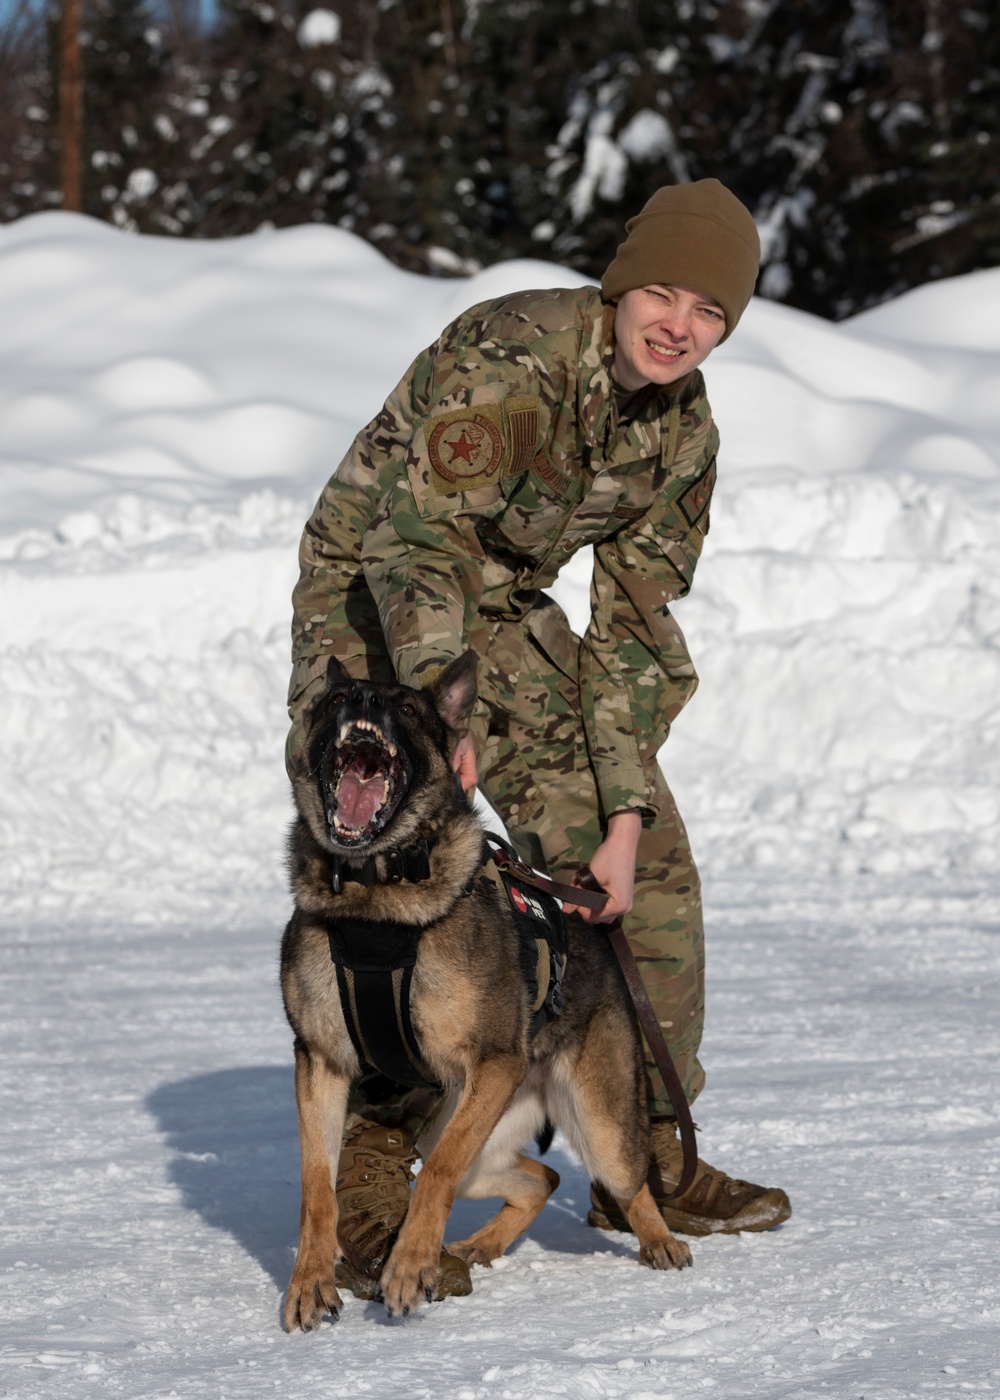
left=289, top=285, right=719, bottom=820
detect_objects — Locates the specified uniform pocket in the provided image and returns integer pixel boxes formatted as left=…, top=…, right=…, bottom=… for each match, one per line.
left=524, top=594, right=581, bottom=683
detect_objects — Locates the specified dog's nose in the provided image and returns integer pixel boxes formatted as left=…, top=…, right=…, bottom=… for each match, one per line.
left=354, top=685, right=387, bottom=719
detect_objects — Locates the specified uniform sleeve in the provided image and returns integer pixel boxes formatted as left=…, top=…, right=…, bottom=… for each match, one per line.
left=580, top=400, right=720, bottom=821
left=360, top=466, right=496, bottom=687
left=359, top=310, right=554, bottom=687
left=285, top=297, right=573, bottom=787
left=286, top=376, right=424, bottom=727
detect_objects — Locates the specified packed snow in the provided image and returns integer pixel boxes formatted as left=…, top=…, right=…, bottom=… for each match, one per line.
left=1, top=213, right=997, bottom=1399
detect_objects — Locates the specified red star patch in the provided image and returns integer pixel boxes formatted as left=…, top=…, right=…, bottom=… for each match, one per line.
left=446, top=431, right=476, bottom=464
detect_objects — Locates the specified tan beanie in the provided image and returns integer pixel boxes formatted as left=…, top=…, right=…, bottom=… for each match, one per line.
left=602, top=179, right=760, bottom=341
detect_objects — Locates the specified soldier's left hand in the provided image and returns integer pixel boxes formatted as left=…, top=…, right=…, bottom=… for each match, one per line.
left=450, top=732, right=479, bottom=792
left=563, top=811, right=641, bottom=923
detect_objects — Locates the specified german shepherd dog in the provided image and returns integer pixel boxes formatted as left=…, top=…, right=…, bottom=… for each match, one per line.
left=280, top=653, right=692, bottom=1330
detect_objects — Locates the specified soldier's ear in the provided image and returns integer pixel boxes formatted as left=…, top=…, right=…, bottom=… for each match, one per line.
left=426, top=652, right=478, bottom=736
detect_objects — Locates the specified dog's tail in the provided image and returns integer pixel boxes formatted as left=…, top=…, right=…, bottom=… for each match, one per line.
left=535, top=1118, right=555, bottom=1156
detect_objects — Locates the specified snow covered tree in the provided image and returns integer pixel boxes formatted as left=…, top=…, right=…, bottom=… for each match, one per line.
left=0, top=2, right=60, bottom=222
left=1, top=0, right=998, bottom=318
left=698, top=0, right=1000, bottom=315
left=81, top=0, right=176, bottom=230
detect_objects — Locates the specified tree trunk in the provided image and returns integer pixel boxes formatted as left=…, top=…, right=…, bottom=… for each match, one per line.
left=59, top=0, right=83, bottom=211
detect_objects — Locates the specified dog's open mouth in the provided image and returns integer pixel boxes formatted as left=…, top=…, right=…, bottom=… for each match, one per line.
left=324, top=718, right=407, bottom=846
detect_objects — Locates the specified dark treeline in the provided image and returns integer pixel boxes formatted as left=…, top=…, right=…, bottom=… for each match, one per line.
left=1, top=0, right=998, bottom=319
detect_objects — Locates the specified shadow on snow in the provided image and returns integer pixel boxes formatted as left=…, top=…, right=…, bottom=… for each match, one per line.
left=147, top=1065, right=637, bottom=1295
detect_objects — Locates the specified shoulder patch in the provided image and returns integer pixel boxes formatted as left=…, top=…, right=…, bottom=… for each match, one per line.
left=427, top=397, right=541, bottom=495
left=428, top=404, right=505, bottom=492
left=531, top=452, right=570, bottom=496
left=676, top=457, right=716, bottom=528
left=502, top=395, right=539, bottom=479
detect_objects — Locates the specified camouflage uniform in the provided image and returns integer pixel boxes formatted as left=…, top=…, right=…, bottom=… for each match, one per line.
left=288, top=285, right=718, bottom=1117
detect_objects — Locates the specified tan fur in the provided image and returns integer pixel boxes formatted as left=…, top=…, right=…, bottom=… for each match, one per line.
left=283, top=1048, right=351, bottom=1332
left=280, top=655, right=692, bottom=1329
left=449, top=1153, right=560, bottom=1267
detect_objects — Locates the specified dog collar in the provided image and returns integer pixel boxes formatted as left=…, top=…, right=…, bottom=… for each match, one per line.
left=329, top=837, right=434, bottom=894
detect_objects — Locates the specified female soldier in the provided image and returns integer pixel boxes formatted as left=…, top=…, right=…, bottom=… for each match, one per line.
left=287, top=179, right=790, bottom=1297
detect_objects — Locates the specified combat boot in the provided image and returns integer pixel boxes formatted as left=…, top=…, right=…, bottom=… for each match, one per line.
left=334, top=1117, right=472, bottom=1300
left=588, top=1119, right=791, bottom=1237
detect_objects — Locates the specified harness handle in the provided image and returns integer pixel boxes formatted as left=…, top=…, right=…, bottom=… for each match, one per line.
left=486, top=842, right=609, bottom=912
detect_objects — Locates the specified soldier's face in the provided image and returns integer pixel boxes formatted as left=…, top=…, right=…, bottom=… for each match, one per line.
left=612, top=284, right=727, bottom=391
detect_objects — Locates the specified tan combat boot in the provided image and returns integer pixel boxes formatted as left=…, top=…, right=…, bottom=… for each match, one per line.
left=589, top=1119, right=792, bottom=1237
left=334, top=1117, right=473, bottom=1299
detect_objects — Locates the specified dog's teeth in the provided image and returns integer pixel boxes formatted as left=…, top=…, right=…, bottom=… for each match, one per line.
left=335, top=718, right=386, bottom=742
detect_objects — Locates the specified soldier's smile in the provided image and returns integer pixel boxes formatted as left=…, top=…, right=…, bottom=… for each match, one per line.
left=612, top=284, right=726, bottom=391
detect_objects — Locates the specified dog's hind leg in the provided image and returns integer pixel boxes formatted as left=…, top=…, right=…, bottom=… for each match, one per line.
left=379, top=1054, right=525, bottom=1318
left=447, top=1151, right=559, bottom=1267
left=284, top=1041, right=351, bottom=1331
left=574, top=1117, right=692, bottom=1270
left=551, top=1029, right=693, bottom=1273
left=622, top=1182, right=693, bottom=1270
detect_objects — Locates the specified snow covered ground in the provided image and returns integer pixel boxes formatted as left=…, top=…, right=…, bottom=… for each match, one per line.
left=1, top=213, right=998, bottom=1398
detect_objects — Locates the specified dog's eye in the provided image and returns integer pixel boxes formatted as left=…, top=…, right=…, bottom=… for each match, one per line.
left=398, top=701, right=417, bottom=717
left=330, top=691, right=348, bottom=705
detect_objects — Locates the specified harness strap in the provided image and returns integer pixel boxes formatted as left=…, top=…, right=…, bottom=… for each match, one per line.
left=486, top=839, right=608, bottom=911
left=334, top=962, right=438, bottom=1090
left=330, top=837, right=433, bottom=894
left=531, top=937, right=551, bottom=1016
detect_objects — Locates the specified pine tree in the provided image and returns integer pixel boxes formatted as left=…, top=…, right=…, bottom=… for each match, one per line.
left=82, top=0, right=176, bottom=232
left=0, top=2, right=60, bottom=221
left=0, top=0, right=998, bottom=319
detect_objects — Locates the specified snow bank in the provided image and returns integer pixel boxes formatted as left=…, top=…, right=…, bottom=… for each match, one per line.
left=664, top=288, right=1000, bottom=877
left=1, top=212, right=998, bottom=923
left=2, top=214, right=999, bottom=1399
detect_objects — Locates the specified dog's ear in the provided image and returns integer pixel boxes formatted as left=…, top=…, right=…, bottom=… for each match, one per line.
left=323, top=655, right=352, bottom=688
left=426, top=652, right=478, bottom=736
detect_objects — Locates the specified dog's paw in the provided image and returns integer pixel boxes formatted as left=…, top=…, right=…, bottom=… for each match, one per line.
left=639, top=1235, right=693, bottom=1271
left=446, top=1238, right=496, bottom=1268
left=283, top=1269, right=343, bottom=1332
left=379, top=1242, right=439, bottom=1319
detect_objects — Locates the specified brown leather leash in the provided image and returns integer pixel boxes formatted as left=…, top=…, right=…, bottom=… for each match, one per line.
left=486, top=843, right=698, bottom=1200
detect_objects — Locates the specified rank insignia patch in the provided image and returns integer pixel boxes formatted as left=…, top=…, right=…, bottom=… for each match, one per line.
left=676, top=457, right=717, bottom=528
left=428, top=408, right=504, bottom=491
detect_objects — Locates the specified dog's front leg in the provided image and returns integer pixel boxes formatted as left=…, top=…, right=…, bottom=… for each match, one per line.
left=284, top=1042, right=350, bottom=1332
left=379, top=1054, right=524, bottom=1318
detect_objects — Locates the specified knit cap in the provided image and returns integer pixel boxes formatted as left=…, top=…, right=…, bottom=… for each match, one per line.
left=602, top=179, right=760, bottom=341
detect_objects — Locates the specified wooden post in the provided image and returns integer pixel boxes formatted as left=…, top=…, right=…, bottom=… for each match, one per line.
left=59, top=0, right=83, bottom=211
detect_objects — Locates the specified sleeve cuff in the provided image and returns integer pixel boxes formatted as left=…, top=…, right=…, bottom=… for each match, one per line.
left=394, top=648, right=454, bottom=689
left=591, top=758, right=657, bottom=826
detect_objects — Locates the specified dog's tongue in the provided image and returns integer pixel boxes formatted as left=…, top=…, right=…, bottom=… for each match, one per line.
left=336, top=771, right=384, bottom=829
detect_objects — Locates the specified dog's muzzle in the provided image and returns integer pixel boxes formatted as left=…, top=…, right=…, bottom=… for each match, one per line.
left=323, top=718, right=408, bottom=846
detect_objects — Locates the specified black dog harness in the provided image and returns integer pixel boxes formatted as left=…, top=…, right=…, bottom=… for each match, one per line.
left=324, top=837, right=567, bottom=1091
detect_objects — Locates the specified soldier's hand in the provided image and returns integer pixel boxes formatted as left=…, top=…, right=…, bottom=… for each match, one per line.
left=451, top=732, right=478, bottom=792
left=563, top=811, right=641, bottom=923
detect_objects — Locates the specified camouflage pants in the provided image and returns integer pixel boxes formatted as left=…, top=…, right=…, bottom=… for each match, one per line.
left=470, top=629, right=706, bottom=1121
